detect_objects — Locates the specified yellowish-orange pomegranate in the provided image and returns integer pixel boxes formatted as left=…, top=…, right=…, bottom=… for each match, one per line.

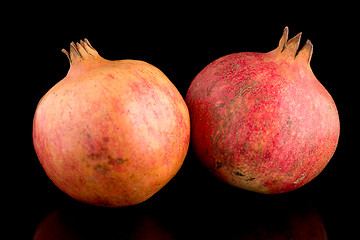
left=33, top=39, right=190, bottom=207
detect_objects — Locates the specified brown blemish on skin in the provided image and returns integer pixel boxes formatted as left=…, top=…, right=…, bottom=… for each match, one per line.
left=234, top=171, right=245, bottom=176
left=94, top=163, right=110, bottom=175
left=91, top=155, right=127, bottom=176
left=88, top=153, right=101, bottom=160
left=108, top=156, right=127, bottom=165
left=286, top=116, right=293, bottom=126
left=87, top=145, right=127, bottom=166
left=233, top=171, right=255, bottom=181
left=246, top=177, right=256, bottom=181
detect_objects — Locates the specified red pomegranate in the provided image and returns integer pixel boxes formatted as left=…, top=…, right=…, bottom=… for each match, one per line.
left=186, top=27, right=340, bottom=193
left=33, top=39, right=190, bottom=207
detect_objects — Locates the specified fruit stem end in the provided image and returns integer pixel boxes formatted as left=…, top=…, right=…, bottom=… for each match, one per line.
left=274, top=27, right=314, bottom=65
left=62, top=39, right=99, bottom=64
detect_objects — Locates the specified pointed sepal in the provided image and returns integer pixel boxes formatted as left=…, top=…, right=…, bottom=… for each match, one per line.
left=282, top=32, right=302, bottom=58
left=277, top=26, right=289, bottom=53
left=296, top=39, right=313, bottom=64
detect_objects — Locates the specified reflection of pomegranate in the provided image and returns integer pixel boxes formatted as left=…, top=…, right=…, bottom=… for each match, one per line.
left=33, top=209, right=174, bottom=240
left=233, top=204, right=328, bottom=240
left=154, top=191, right=327, bottom=240
left=33, top=39, right=190, bottom=207
left=186, top=27, right=340, bottom=193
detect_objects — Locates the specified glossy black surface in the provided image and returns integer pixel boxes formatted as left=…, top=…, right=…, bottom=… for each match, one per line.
left=8, top=148, right=359, bottom=239
left=9, top=4, right=357, bottom=239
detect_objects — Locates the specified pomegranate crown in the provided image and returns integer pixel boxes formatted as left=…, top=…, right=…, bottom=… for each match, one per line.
left=274, top=26, right=313, bottom=64
left=62, top=39, right=100, bottom=64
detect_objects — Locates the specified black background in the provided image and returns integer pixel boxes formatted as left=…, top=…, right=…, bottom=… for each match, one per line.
left=7, top=3, right=358, bottom=239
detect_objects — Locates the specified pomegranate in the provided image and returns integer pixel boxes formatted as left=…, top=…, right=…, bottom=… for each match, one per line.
left=186, top=27, right=340, bottom=193
left=33, top=39, right=190, bottom=207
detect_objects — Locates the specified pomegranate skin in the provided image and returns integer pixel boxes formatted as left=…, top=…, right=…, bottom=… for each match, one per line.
left=186, top=27, right=340, bottom=194
left=33, top=39, right=190, bottom=207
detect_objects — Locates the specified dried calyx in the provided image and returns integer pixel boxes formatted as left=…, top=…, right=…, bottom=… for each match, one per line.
left=62, top=39, right=99, bottom=64
left=275, top=26, right=313, bottom=64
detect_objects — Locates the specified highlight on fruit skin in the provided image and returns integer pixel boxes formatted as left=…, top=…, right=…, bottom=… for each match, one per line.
left=185, top=27, right=340, bottom=194
left=33, top=39, right=190, bottom=207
